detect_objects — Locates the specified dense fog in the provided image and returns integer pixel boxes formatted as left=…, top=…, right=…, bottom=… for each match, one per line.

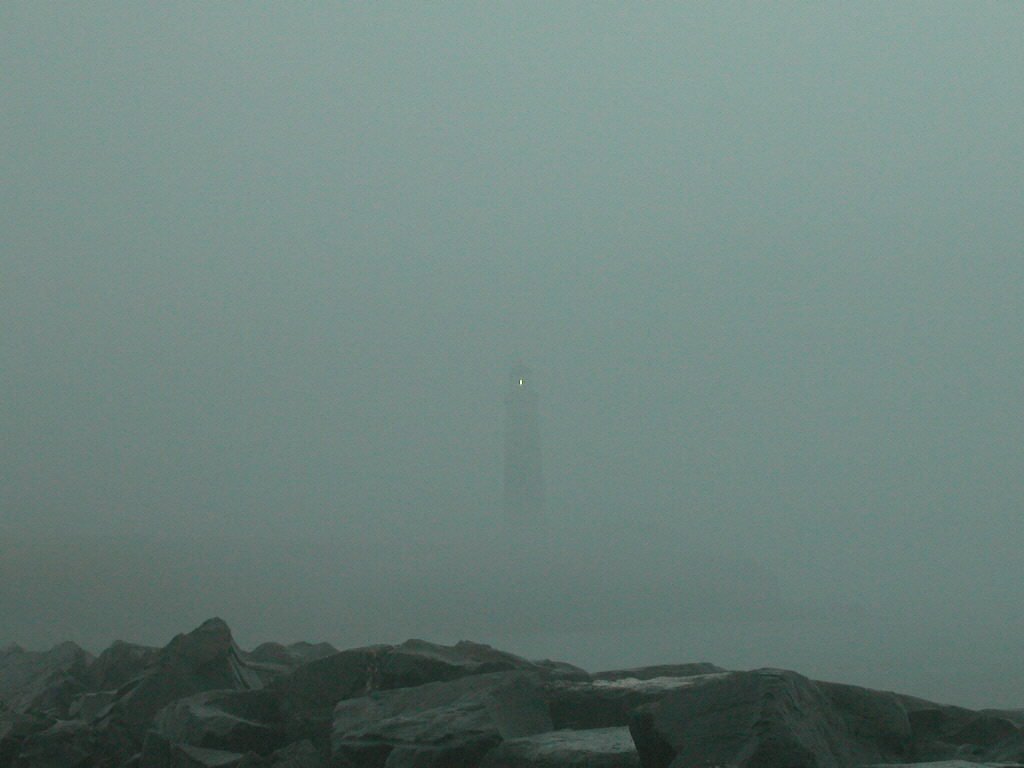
left=3, top=3, right=1023, bottom=708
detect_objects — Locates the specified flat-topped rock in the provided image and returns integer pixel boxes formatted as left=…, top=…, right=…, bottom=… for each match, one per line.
left=479, top=726, right=640, bottom=768
left=245, top=643, right=337, bottom=671
left=592, top=663, right=725, bottom=681
left=331, top=671, right=551, bottom=767
left=547, top=673, right=727, bottom=730
left=275, top=637, right=576, bottom=751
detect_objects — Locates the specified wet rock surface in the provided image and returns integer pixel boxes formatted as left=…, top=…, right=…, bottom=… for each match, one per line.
left=331, top=671, right=550, bottom=767
left=0, top=641, right=93, bottom=717
left=245, top=644, right=337, bottom=673
left=2, top=619, right=1023, bottom=767
left=547, top=672, right=726, bottom=731
left=896, top=694, right=1024, bottom=765
left=592, top=663, right=725, bottom=681
left=479, top=726, right=640, bottom=767
left=628, top=669, right=916, bottom=768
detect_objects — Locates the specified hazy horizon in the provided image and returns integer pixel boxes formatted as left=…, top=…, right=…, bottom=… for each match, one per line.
left=3, top=2, right=1023, bottom=710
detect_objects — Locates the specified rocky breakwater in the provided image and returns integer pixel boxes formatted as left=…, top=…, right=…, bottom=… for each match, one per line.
left=2, top=619, right=1023, bottom=767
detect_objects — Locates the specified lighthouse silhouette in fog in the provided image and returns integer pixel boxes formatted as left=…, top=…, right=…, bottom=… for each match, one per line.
left=503, top=364, right=544, bottom=520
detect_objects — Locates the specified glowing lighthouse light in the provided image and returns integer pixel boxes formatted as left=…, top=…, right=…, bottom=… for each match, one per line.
left=504, top=363, right=543, bottom=520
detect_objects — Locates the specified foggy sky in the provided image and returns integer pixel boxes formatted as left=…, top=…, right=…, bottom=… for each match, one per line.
left=2, top=3, right=1023, bottom=708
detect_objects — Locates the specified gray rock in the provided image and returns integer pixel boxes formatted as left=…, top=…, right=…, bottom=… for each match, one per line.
left=10, top=718, right=94, bottom=768
left=104, top=618, right=265, bottom=732
left=816, top=680, right=913, bottom=758
left=0, top=642, right=93, bottom=716
left=66, top=690, right=118, bottom=722
left=87, top=641, right=160, bottom=693
left=140, top=730, right=250, bottom=768
left=592, top=663, right=725, bottom=681
left=379, top=640, right=545, bottom=689
left=629, top=668, right=913, bottom=768
left=899, top=693, right=1024, bottom=763
left=240, top=645, right=337, bottom=688
left=528, top=659, right=590, bottom=682
left=275, top=638, right=562, bottom=752
left=164, top=743, right=250, bottom=768
left=9, top=624, right=1024, bottom=768
left=548, top=673, right=727, bottom=730
left=87, top=619, right=270, bottom=765
left=253, top=741, right=321, bottom=765
left=983, top=708, right=1024, bottom=728
left=152, top=689, right=287, bottom=756
left=272, top=644, right=390, bottom=754
left=479, top=726, right=640, bottom=768
left=331, top=671, right=551, bottom=768
left=245, top=644, right=337, bottom=670
left=0, top=707, right=54, bottom=767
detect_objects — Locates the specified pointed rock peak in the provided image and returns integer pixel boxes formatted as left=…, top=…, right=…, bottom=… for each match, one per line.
left=48, top=640, right=89, bottom=658
left=163, top=618, right=236, bottom=667
left=1, top=642, right=24, bottom=655
left=89, top=642, right=160, bottom=693
left=195, top=617, right=232, bottom=635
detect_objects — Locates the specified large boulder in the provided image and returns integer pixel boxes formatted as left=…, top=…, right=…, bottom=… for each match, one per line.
left=331, top=671, right=551, bottom=767
left=151, top=689, right=288, bottom=756
left=0, top=642, right=93, bottom=716
left=0, top=706, right=53, bottom=767
left=377, top=640, right=576, bottom=686
left=275, top=639, right=566, bottom=752
left=103, top=618, right=263, bottom=726
left=0, top=627, right=266, bottom=765
left=232, top=645, right=334, bottom=692
left=84, top=619, right=270, bottom=765
left=87, top=642, right=161, bottom=694
left=815, top=680, right=913, bottom=758
left=479, top=726, right=640, bottom=768
left=9, top=718, right=95, bottom=768
left=629, top=668, right=913, bottom=768
left=272, top=644, right=390, bottom=754
left=898, top=694, right=1024, bottom=764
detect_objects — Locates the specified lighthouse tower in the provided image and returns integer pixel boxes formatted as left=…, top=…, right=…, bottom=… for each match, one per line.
left=503, top=364, right=544, bottom=520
